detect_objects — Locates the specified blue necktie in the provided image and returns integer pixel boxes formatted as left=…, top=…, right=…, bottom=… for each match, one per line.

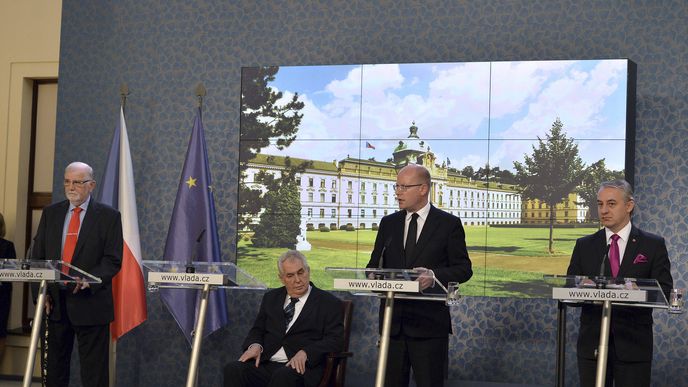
left=284, top=297, right=299, bottom=329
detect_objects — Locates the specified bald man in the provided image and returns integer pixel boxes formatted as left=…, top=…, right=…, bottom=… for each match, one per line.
left=32, top=161, right=122, bottom=387
left=367, top=164, right=472, bottom=387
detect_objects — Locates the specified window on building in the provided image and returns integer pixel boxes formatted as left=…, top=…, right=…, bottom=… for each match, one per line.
left=360, top=195, right=365, bottom=204
left=308, top=177, right=314, bottom=187
left=373, top=182, right=377, bottom=191
left=320, top=193, right=325, bottom=202
left=361, top=182, right=366, bottom=190
left=308, top=192, right=314, bottom=202
left=347, top=209, right=352, bottom=218
left=296, top=177, right=301, bottom=186
left=332, top=180, right=336, bottom=189
left=331, top=209, right=336, bottom=218
left=384, top=196, right=388, bottom=205
left=319, top=208, right=325, bottom=217
left=347, top=194, right=352, bottom=204
left=331, top=194, right=336, bottom=203
left=307, top=208, right=313, bottom=217
left=373, top=196, right=377, bottom=204
left=347, top=181, right=352, bottom=189
left=361, top=209, right=365, bottom=218
left=320, top=179, right=325, bottom=188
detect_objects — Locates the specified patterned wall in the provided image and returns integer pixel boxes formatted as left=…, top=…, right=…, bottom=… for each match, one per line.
left=56, top=1, right=688, bottom=386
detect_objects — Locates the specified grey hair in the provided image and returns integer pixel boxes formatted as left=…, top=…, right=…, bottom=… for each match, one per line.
left=277, top=250, right=310, bottom=274
left=598, top=179, right=634, bottom=203
left=65, top=162, right=94, bottom=180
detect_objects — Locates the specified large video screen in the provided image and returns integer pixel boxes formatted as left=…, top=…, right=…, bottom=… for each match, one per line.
left=237, top=59, right=635, bottom=297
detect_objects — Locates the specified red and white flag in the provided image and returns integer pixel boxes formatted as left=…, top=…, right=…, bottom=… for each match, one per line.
left=101, top=107, right=147, bottom=340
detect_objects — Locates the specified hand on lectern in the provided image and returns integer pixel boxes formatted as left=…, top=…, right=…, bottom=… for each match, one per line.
left=414, top=267, right=434, bottom=290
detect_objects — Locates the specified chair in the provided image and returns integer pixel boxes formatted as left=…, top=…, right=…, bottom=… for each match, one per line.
left=318, top=300, right=353, bottom=387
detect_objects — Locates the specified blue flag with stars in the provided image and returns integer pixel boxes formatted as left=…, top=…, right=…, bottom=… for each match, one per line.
left=160, top=107, right=228, bottom=344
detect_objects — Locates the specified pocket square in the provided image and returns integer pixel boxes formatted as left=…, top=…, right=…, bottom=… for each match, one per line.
left=633, top=254, right=648, bottom=264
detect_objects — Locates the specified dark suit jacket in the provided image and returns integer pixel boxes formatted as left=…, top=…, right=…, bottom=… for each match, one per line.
left=567, top=225, right=673, bottom=362
left=1, top=238, right=16, bottom=337
left=31, top=198, right=123, bottom=326
left=367, top=205, right=472, bottom=337
left=242, top=283, right=344, bottom=386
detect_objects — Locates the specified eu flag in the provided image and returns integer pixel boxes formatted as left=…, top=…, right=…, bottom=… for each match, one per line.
left=160, top=107, right=228, bottom=344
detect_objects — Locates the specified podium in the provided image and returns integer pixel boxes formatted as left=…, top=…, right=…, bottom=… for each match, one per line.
left=143, top=260, right=265, bottom=387
left=544, top=275, right=670, bottom=387
left=0, top=259, right=101, bottom=387
left=325, top=267, right=458, bottom=387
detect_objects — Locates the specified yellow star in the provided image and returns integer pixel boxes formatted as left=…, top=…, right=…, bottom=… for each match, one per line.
left=185, top=176, right=197, bottom=188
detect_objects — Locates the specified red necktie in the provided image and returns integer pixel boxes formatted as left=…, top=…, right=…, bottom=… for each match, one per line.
left=62, top=207, right=82, bottom=274
left=609, top=234, right=620, bottom=278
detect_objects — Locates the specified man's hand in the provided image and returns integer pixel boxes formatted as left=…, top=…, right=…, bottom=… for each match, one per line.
left=238, top=344, right=262, bottom=368
left=44, top=295, right=53, bottom=315
left=72, top=277, right=90, bottom=294
left=414, top=267, right=434, bottom=290
left=286, top=350, right=308, bottom=374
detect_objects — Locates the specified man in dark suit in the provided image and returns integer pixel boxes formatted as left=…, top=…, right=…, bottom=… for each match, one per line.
left=366, top=164, right=473, bottom=387
left=31, top=162, right=122, bottom=387
left=0, top=211, right=17, bottom=360
left=567, top=179, right=673, bottom=387
left=224, top=250, right=343, bottom=387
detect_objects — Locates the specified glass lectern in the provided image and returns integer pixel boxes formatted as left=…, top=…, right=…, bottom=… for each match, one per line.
left=143, top=260, right=265, bottom=387
left=544, top=275, right=669, bottom=387
left=0, top=259, right=101, bottom=387
left=325, top=267, right=458, bottom=387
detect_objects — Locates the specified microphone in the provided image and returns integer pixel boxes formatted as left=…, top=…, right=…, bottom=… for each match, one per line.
left=374, top=238, right=392, bottom=280
left=596, top=244, right=611, bottom=289
left=22, top=238, right=36, bottom=269
left=186, top=229, right=206, bottom=273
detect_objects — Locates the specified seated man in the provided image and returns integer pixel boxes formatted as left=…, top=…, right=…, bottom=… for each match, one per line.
left=224, top=250, right=344, bottom=387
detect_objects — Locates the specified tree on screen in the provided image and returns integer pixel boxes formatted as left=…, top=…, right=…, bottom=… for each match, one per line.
left=577, top=160, right=624, bottom=222
left=238, top=66, right=305, bottom=231
left=513, top=118, right=586, bottom=254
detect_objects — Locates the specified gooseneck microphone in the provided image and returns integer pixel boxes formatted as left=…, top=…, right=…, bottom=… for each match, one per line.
left=186, top=229, right=206, bottom=273
left=375, top=238, right=392, bottom=279
left=596, top=244, right=611, bottom=288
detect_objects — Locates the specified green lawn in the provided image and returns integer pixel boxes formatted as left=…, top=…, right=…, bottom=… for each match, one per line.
left=237, top=225, right=598, bottom=298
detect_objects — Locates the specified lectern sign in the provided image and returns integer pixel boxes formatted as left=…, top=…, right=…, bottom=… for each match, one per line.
left=0, top=269, right=56, bottom=281
left=333, top=278, right=420, bottom=293
left=552, top=287, right=647, bottom=302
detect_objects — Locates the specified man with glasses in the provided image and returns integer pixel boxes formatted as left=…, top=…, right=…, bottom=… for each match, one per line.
left=32, top=161, right=122, bottom=387
left=367, top=163, right=472, bottom=387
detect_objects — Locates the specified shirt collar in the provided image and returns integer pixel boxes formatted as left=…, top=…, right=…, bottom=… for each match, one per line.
left=69, top=196, right=91, bottom=213
left=605, top=221, right=632, bottom=242
left=407, top=201, right=431, bottom=221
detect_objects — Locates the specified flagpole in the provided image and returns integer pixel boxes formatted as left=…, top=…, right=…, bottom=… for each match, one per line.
left=109, top=84, right=129, bottom=387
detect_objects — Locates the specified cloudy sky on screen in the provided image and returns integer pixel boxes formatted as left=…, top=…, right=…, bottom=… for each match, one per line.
left=249, top=59, right=628, bottom=172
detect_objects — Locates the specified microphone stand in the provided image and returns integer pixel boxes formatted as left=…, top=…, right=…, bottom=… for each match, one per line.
left=595, top=244, right=611, bottom=289
left=186, top=229, right=206, bottom=274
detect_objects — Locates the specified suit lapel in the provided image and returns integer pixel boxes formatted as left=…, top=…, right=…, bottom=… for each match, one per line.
left=288, top=284, right=317, bottom=333
left=619, top=226, right=640, bottom=277
left=594, top=229, right=610, bottom=276
left=389, top=211, right=406, bottom=268
left=52, top=202, right=70, bottom=259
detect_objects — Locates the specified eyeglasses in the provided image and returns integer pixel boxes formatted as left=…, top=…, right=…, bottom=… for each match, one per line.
left=393, top=183, right=424, bottom=192
left=63, top=179, right=92, bottom=187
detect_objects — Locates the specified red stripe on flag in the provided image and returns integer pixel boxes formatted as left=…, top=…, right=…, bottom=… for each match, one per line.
left=111, top=241, right=147, bottom=340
